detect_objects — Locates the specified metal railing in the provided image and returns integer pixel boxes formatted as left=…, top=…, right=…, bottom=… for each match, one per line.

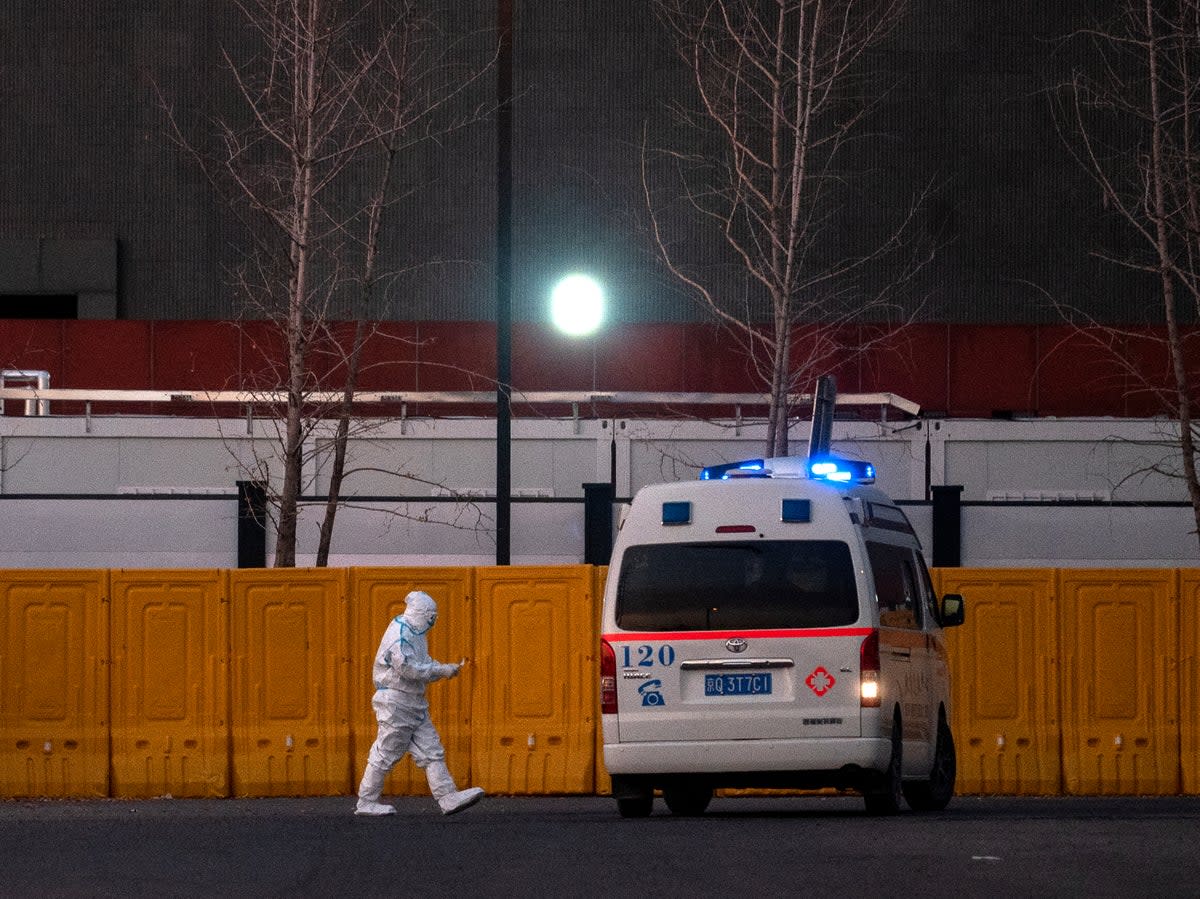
left=0, top=385, right=920, bottom=419
left=0, top=370, right=51, bottom=416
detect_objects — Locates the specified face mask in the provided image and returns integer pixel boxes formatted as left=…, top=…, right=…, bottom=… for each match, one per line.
left=408, top=605, right=437, bottom=631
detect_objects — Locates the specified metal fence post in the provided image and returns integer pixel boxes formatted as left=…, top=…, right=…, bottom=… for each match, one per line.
left=931, top=484, right=964, bottom=567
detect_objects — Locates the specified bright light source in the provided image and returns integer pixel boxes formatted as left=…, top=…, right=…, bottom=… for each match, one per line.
left=860, top=676, right=880, bottom=705
left=806, top=455, right=876, bottom=485
left=550, top=273, right=604, bottom=336
left=699, top=458, right=766, bottom=480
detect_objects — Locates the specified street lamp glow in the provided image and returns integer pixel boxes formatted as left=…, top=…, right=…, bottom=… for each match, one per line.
left=550, top=274, right=604, bottom=336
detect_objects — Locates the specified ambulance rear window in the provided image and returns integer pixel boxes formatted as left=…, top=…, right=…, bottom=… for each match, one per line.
left=615, top=540, right=858, bottom=631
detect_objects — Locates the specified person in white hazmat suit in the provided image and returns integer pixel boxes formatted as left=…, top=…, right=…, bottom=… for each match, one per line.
left=355, top=591, right=485, bottom=816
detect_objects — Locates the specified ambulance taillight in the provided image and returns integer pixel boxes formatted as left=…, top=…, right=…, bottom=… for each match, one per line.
left=860, top=630, right=881, bottom=708
left=600, top=640, right=618, bottom=714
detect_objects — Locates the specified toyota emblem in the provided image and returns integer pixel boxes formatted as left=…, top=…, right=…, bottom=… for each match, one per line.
left=725, top=637, right=748, bottom=653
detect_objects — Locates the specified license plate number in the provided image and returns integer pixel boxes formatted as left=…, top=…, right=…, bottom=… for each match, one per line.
left=704, top=673, right=772, bottom=696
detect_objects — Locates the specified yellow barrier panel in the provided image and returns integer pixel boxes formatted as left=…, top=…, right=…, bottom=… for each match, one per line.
left=349, top=568, right=475, bottom=798
left=109, top=570, right=229, bottom=798
left=0, top=570, right=109, bottom=798
left=1058, top=569, right=1179, bottom=795
left=1180, top=571, right=1200, bottom=794
left=472, top=566, right=597, bottom=794
left=5, top=564, right=1198, bottom=800
left=229, top=569, right=351, bottom=796
left=934, top=568, right=1062, bottom=795
left=592, top=565, right=611, bottom=797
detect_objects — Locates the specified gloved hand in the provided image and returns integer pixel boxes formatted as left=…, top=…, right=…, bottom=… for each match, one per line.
left=437, top=661, right=462, bottom=679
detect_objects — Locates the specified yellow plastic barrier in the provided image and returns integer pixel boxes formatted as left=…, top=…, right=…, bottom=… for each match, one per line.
left=348, top=568, right=475, bottom=798
left=1179, top=571, right=1200, bottom=794
left=935, top=569, right=1062, bottom=795
left=592, top=565, right=612, bottom=797
left=472, top=566, right=598, bottom=794
left=109, top=570, right=229, bottom=798
left=5, top=564, right=1200, bottom=799
left=1057, top=569, right=1179, bottom=795
left=0, top=570, right=109, bottom=798
left=228, top=569, right=352, bottom=796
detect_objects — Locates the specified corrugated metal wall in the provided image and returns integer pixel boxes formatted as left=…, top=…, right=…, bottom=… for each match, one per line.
left=4, top=318, right=1197, bottom=418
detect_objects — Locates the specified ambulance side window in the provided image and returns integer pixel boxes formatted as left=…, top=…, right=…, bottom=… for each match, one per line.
left=867, top=540, right=919, bottom=630
left=912, top=553, right=940, bottom=629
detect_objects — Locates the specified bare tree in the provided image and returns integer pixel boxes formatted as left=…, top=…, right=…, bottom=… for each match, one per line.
left=310, top=4, right=495, bottom=566
left=643, top=0, right=933, bottom=457
left=162, top=0, right=493, bottom=565
left=1053, top=0, right=1200, bottom=545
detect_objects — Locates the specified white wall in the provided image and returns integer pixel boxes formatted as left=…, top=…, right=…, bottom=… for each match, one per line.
left=0, top=412, right=1195, bottom=568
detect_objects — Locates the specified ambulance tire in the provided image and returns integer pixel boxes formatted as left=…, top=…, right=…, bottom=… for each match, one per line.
left=663, top=782, right=713, bottom=817
left=904, top=714, right=956, bottom=812
left=863, top=716, right=904, bottom=816
left=616, top=796, right=653, bottom=818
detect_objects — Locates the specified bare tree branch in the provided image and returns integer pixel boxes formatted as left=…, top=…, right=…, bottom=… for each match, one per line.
left=1050, top=3, right=1200, bottom=548
left=159, top=0, right=496, bottom=565
left=644, top=0, right=934, bottom=455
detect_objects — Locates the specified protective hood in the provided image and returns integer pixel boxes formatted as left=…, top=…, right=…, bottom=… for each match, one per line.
left=401, top=591, right=438, bottom=634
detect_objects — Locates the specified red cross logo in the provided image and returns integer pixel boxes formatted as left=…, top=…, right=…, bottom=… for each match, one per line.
left=806, top=666, right=836, bottom=697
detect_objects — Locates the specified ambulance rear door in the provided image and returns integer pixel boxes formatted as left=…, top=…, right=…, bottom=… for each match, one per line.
left=611, top=538, right=866, bottom=744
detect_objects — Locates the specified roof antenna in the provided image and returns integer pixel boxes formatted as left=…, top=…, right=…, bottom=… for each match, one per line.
left=806, top=374, right=837, bottom=461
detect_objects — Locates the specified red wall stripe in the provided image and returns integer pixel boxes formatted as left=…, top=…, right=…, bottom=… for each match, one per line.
left=2, top=320, right=1196, bottom=419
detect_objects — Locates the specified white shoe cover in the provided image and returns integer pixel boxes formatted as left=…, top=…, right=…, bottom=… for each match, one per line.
left=437, top=786, right=485, bottom=815
left=356, top=763, right=395, bottom=816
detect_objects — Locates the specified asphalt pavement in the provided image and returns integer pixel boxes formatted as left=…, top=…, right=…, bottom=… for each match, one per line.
left=2, top=794, right=1198, bottom=897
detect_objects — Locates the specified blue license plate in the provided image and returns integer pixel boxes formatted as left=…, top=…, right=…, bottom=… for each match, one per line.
left=704, top=673, right=772, bottom=696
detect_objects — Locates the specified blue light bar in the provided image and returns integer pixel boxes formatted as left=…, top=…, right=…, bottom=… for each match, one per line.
left=806, top=455, right=876, bottom=485
left=699, top=458, right=766, bottom=480
left=662, top=501, right=692, bottom=525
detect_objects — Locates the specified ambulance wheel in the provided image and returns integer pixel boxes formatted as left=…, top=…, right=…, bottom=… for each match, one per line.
left=904, top=714, right=956, bottom=812
left=864, top=717, right=904, bottom=815
left=616, top=796, right=653, bottom=818
left=663, top=782, right=713, bottom=817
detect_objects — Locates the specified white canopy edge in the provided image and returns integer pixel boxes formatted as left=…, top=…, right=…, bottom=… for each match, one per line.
left=0, top=387, right=920, bottom=417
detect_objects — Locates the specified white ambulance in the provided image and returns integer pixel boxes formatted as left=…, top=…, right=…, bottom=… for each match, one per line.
left=599, top=453, right=965, bottom=817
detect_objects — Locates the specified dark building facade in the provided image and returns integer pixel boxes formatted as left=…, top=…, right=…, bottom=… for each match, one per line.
left=0, top=1, right=1154, bottom=326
